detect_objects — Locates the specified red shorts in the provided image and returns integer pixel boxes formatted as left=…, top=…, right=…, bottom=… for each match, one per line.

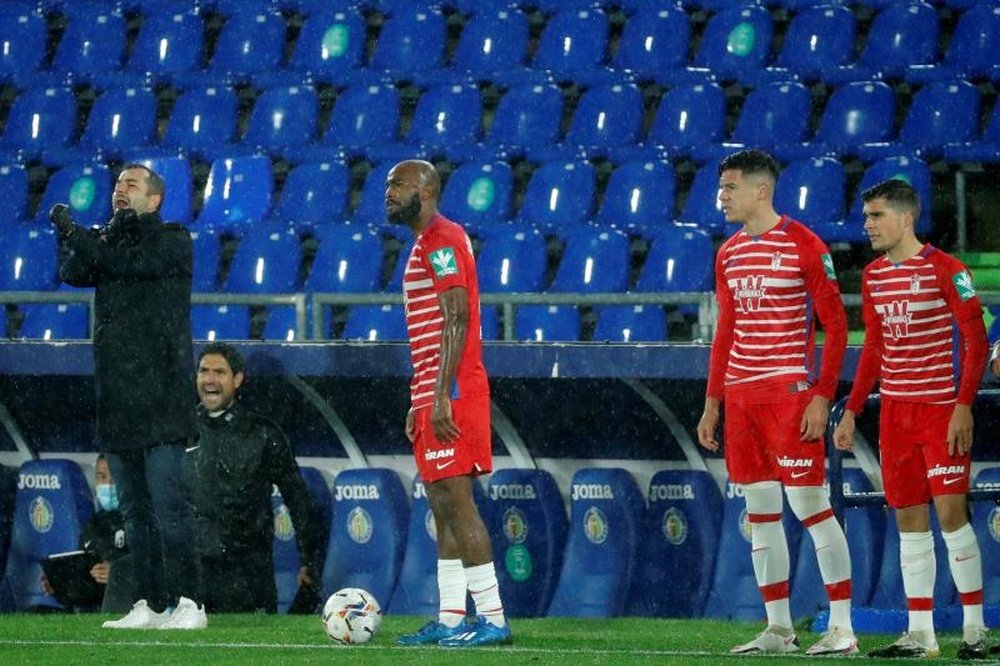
left=413, top=396, right=492, bottom=483
left=880, top=399, right=970, bottom=508
left=724, top=389, right=825, bottom=487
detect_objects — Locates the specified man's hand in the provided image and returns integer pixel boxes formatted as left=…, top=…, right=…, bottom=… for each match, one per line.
left=90, top=561, right=111, bottom=584
left=832, top=409, right=856, bottom=451
left=697, top=399, right=721, bottom=452
left=430, top=395, right=460, bottom=443
left=296, top=565, right=315, bottom=589
left=48, top=203, right=76, bottom=237
left=405, top=407, right=416, bottom=443
left=947, top=403, right=974, bottom=456
left=800, top=395, right=831, bottom=442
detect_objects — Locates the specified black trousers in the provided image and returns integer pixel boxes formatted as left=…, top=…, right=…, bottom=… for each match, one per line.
left=201, top=551, right=277, bottom=614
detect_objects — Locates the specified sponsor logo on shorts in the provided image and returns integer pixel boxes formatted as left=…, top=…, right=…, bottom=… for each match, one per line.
left=927, top=464, right=966, bottom=479
left=425, top=448, right=455, bottom=461
left=777, top=456, right=813, bottom=469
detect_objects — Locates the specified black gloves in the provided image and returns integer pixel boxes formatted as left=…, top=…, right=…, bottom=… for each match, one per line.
left=48, top=203, right=76, bottom=237
left=102, top=208, right=140, bottom=245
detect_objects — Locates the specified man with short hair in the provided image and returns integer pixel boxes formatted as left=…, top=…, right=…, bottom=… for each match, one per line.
left=697, top=149, right=856, bottom=656
left=834, top=179, right=990, bottom=660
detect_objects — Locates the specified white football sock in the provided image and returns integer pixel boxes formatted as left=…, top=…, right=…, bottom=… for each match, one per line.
left=437, top=558, right=467, bottom=627
left=900, top=531, right=936, bottom=635
left=744, top=481, right=792, bottom=631
left=942, top=523, right=984, bottom=630
left=465, top=562, right=506, bottom=628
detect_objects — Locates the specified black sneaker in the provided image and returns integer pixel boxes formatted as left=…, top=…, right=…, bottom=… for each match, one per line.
left=957, top=628, right=990, bottom=661
left=867, top=633, right=940, bottom=659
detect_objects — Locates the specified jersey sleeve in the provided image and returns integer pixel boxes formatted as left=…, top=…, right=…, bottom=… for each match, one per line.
left=799, top=229, right=847, bottom=400
left=938, top=257, right=988, bottom=405
left=706, top=241, right=734, bottom=400
left=845, top=267, right=884, bottom=414
left=422, top=226, right=474, bottom=294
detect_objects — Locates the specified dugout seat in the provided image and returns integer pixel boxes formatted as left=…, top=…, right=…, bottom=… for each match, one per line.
left=627, top=470, right=723, bottom=616
left=868, top=507, right=955, bottom=610
left=972, top=467, right=1000, bottom=605
left=484, top=468, right=568, bottom=617
left=273, top=466, right=331, bottom=614
left=388, top=475, right=492, bottom=615
left=2, top=459, right=94, bottom=611
left=548, top=468, right=645, bottom=617
left=321, top=468, right=409, bottom=605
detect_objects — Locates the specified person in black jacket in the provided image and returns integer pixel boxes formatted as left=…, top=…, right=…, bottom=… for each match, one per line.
left=51, top=164, right=205, bottom=630
left=188, top=342, right=322, bottom=614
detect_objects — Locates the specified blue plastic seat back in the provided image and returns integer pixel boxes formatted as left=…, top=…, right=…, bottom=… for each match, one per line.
left=162, top=87, right=239, bottom=159
left=288, top=10, right=366, bottom=81
left=849, top=156, right=932, bottom=236
left=694, top=6, right=774, bottom=79
left=262, top=306, right=301, bottom=341
left=225, top=227, right=301, bottom=294
left=532, top=9, right=610, bottom=78
left=648, top=83, right=726, bottom=155
left=613, top=7, right=690, bottom=76
left=636, top=224, right=714, bottom=293
left=450, top=9, right=529, bottom=78
left=731, top=81, right=812, bottom=147
left=0, top=87, right=78, bottom=158
left=243, top=85, right=319, bottom=151
left=389, top=474, right=491, bottom=615
left=197, top=155, right=274, bottom=229
left=484, top=468, right=568, bottom=617
left=0, top=7, right=48, bottom=85
left=18, top=303, right=90, bottom=339
left=39, top=163, right=113, bottom=228
left=550, top=227, right=630, bottom=294
left=273, top=466, right=330, bottom=614
left=127, top=9, right=205, bottom=80
left=476, top=225, right=547, bottom=293
left=868, top=508, right=955, bottom=609
left=972, top=467, right=1000, bottom=605
left=49, top=4, right=127, bottom=82
left=516, top=161, right=596, bottom=228
left=626, top=470, right=723, bottom=616
left=273, top=161, right=350, bottom=227
left=343, top=305, right=408, bottom=341
left=190, top=304, right=251, bottom=340
left=0, top=162, right=30, bottom=222
left=898, top=80, right=982, bottom=152
left=596, top=160, right=675, bottom=229
left=943, top=5, right=1000, bottom=77
left=208, top=10, right=286, bottom=80
left=774, top=157, right=847, bottom=227
left=487, top=83, right=564, bottom=152
left=321, top=468, right=409, bottom=604
left=129, top=155, right=194, bottom=225
left=566, top=83, right=643, bottom=151
left=78, top=87, right=157, bottom=157
left=679, top=160, right=726, bottom=236
left=306, top=224, right=383, bottom=294
left=774, top=5, right=856, bottom=79
left=323, top=85, right=400, bottom=151
left=370, top=8, right=446, bottom=74
left=351, top=163, right=394, bottom=227
left=548, top=468, right=645, bottom=617
left=515, top=305, right=580, bottom=341
left=407, top=84, right=482, bottom=150
left=189, top=228, right=221, bottom=292
left=440, top=161, right=514, bottom=228
left=859, top=2, right=940, bottom=74
left=592, top=305, right=666, bottom=342
left=2, top=459, right=94, bottom=611
left=0, top=227, right=59, bottom=292
left=816, top=81, right=896, bottom=150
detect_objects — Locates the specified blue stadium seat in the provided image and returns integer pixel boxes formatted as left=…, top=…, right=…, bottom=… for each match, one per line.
left=868, top=508, right=956, bottom=610
left=161, top=87, right=239, bottom=161
left=343, top=305, right=408, bottom=341
left=369, top=8, right=446, bottom=80
left=189, top=228, right=222, bottom=292
left=516, top=161, right=596, bottom=229
left=527, top=9, right=611, bottom=85
left=0, top=162, right=30, bottom=222
left=123, top=9, right=205, bottom=86
left=0, top=87, right=78, bottom=164
left=0, top=227, right=59, bottom=292
left=440, top=8, right=529, bottom=84
left=612, top=7, right=691, bottom=84
left=636, top=224, right=714, bottom=294
left=272, top=466, right=331, bottom=614
left=62, top=87, right=157, bottom=164
left=242, top=86, right=320, bottom=159
left=971, top=467, right=1000, bottom=606
left=483, top=83, right=564, bottom=161
left=382, top=84, right=482, bottom=162
left=848, top=156, right=933, bottom=239
left=759, top=5, right=856, bottom=84
left=595, top=160, right=675, bottom=231
left=693, top=5, right=773, bottom=83
left=175, top=9, right=286, bottom=87
left=261, top=306, right=300, bottom=341
left=439, top=161, right=514, bottom=228
left=389, top=474, right=491, bottom=615
left=909, top=4, right=1000, bottom=83
left=196, top=155, right=274, bottom=231
left=272, top=161, right=351, bottom=228
left=38, top=163, right=113, bottom=228
left=18, top=303, right=90, bottom=340
left=645, top=83, right=726, bottom=160
left=2, top=459, right=94, bottom=611
left=190, top=304, right=252, bottom=340
left=476, top=225, right=547, bottom=293
left=943, top=98, right=1000, bottom=163
left=379, top=234, right=411, bottom=293
left=0, top=6, right=49, bottom=86
left=679, top=160, right=727, bottom=237
left=46, top=3, right=127, bottom=87
left=791, top=81, right=896, bottom=161
left=128, top=155, right=194, bottom=225
left=350, top=163, right=394, bottom=228
left=515, top=305, right=581, bottom=341
left=830, top=1, right=940, bottom=83
left=548, top=468, right=645, bottom=617
left=857, top=80, right=981, bottom=162
left=549, top=227, right=630, bottom=294
left=321, top=468, right=409, bottom=605
left=536, top=83, right=643, bottom=162
left=259, top=9, right=366, bottom=86
left=627, top=470, right=723, bottom=616
left=306, top=225, right=383, bottom=294
left=484, top=468, right=568, bottom=617
left=593, top=305, right=667, bottom=342
left=315, top=85, right=400, bottom=161
left=774, top=157, right=848, bottom=241
left=225, top=228, right=301, bottom=294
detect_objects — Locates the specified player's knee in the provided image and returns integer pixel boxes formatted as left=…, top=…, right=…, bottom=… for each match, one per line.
left=785, top=485, right=832, bottom=522
left=743, top=480, right=783, bottom=515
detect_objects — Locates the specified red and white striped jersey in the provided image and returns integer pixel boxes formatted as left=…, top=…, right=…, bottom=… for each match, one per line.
left=707, top=216, right=846, bottom=401
left=403, top=214, right=489, bottom=411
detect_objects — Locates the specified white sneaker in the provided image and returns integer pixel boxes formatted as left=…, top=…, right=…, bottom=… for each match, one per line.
left=158, top=596, right=207, bottom=630
left=730, top=627, right=800, bottom=654
left=806, top=626, right=859, bottom=655
left=102, top=599, right=168, bottom=629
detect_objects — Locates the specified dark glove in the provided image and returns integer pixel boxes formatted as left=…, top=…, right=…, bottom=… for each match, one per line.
left=102, top=208, right=139, bottom=245
left=48, top=203, right=76, bottom=237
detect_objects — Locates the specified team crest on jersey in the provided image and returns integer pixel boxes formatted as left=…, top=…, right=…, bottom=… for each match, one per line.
left=429, top=247, right=459, bottom=278
left=821, top=253, right=837, bottom=280
left=953, top=270, right=976, bottom=301
left=771, top=252, right=782, bottom=271
left=910, top=274, right=921, bottom=294
left=881, top=300, right=912, bottom=339
left=734, top=275, right=766, bottom=313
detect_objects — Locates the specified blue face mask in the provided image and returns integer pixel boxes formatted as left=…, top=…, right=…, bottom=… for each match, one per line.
left=96, top=483, right=119, bottom=512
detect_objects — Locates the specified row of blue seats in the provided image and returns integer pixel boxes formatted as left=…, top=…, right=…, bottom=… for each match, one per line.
left=2, top=154, right=934, bottom=243
left=2, top=3, right=998, bottom=90
left=6, top=459, right=1000, bottom=619
left=3, top=76, right=997, bottom=169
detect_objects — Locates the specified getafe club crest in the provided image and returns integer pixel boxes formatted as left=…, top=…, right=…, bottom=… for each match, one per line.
left=503, top=507, right=528, bottom=544
left=273, top=504, right=295, bottom=542
left=29, top=496, right=54, bottom=533
left=583, top=506, right=608, bottom=544
left=347, top=506, right=373, bottom=544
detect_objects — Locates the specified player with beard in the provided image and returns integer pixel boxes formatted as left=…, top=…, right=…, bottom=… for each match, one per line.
left=388, top=160, right=511, bottom=648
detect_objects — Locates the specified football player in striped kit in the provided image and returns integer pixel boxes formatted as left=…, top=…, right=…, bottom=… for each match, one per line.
left=698, top=150, right=857, bottom=656
left=835, top=179, right=990, bottom=660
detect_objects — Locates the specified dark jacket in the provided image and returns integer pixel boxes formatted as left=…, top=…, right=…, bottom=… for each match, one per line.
left=58, top=211, right=197, bottom=452
left=80, top=509, right=128, bottom=562
left=187, top=402, right=320, bottom=574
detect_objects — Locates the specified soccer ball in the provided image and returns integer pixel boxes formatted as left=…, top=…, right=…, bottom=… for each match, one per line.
left=321, top=587, right=382, bottom=645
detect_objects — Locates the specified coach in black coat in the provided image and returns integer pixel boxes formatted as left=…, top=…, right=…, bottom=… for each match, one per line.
left=51, top=164, right=204, bottom=626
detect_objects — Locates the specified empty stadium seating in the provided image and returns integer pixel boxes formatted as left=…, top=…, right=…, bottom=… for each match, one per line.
left=272, top=466, right=330, bottom=614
